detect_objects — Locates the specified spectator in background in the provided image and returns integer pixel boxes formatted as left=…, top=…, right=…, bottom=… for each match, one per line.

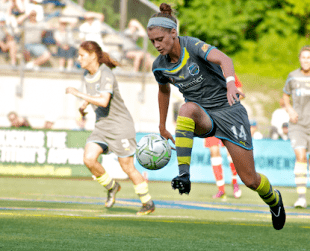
left=54, top=17, right=77, bottom=71
left=250, top=119, right=263, bottom=139
left=7, top=111, right=31, bottom=128
left=270, top=97, right=289, bottom=140
left=281, top=122, right=289, bottom=140
left=79, top=11, right=107, bottom=53
left=123, top=19, right=153, bottom=72
left=283, top=45, right=310, bottom=209
left=0, top=12, right=17, bottom=66
left=18, top=10, right=51, bottom=69
left=7, top=0, right=28, bottom=17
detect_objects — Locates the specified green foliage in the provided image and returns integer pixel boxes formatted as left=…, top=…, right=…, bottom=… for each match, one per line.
left=72, top=0, right=120, bottom=28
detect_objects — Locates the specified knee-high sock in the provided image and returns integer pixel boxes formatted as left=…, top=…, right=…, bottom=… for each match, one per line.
left=255, top=173, right=279, bottom=208
left=134, top=181, right=151, bottom=204
left=211, top=157, right=225, bottom=193
left=96, top=172, right=115, bottom=190
left=294, top=162, right=307, bottom=199
left=175, top=116, right=195, bottom=175
left=227, top=155, right=238, bottom=185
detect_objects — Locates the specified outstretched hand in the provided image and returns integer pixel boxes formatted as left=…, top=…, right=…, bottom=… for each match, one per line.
left=226, top=81, right=245, bottom=106
left=66, top=87, right=79, bottom=96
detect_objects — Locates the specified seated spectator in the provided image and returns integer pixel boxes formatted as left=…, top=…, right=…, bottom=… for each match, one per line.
left=0, top=12, right=17, bottom=66
left=270, top=97, right=289, bottom=140
left=7, top=0, right=28, bottom=17
left=79, top=11, right=108, bottom=52
left=123, top=19, right=153, bottom=72
left=54, top=17, right=77, bottom=71
left=250, top=119, right=263, bottom=139
left=25, top=0, right=44, bottom=22
left=18, top=10, right=51, bottom=70
left=7, top=111, right=31, bottom=128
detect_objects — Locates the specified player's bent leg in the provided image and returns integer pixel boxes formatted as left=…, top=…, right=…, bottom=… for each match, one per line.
left=84, top=142, right=120, bottom=208
left=172, top=102, right=213, bottom=195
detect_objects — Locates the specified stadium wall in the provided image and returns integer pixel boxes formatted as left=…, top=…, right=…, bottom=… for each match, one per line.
left=0, top=73, right=179, bottom=134
left=0, top=128, right=300, bottom=187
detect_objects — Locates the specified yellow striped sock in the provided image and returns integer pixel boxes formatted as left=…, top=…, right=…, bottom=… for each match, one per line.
left=134, top=181, right=151, bottom=204
left=294, top=162, right=307, bottom=198
left=175, top=116, right=195, bottom=169
left=256, top=173, right=279, bottom=207
left=96, top=172, right=115, bottom=190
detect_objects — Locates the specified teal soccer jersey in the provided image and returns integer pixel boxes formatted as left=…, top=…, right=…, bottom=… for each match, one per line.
left=152, top=36, right=252, bottom=150
left=152, top=36, right=228, bottom=109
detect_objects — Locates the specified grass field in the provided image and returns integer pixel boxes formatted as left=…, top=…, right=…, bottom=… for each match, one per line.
left=1, top=176, right=310, bottom=251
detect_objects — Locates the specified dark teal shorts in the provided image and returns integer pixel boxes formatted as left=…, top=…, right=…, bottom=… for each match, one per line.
left=195, top=102, right=253, bottom=150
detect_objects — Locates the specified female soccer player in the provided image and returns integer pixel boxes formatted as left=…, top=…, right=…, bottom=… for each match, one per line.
left=66, top=41, right=155, bottom=215
left=147, top=3, right=285, bottom=229
left=283, top=45, right=310, bottom=209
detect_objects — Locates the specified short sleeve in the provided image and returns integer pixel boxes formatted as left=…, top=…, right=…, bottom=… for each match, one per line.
left=99, top=68, right=114, bottom=94
left=153, top=70, right=170, bottom=85
left=186, top=37, right=215, bottom=61
left=283, top=74, right=292, bottom=95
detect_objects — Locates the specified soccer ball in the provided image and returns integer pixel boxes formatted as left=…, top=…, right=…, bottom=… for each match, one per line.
left=136, top=134, right=171, bottom=170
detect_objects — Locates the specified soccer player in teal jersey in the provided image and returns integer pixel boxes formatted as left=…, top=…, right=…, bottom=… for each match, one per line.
left=147, top=2, right=285, bottom=230
left=283, top=45, right=310, bottom=209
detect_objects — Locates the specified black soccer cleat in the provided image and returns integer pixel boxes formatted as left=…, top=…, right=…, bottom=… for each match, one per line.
left=270, top=189, right=286, bottom=230
left=171, top=173, right=191, bottom=195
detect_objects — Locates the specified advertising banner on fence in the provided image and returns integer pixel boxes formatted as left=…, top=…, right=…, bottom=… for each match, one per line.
left=0, top=128, right=300, bottom=186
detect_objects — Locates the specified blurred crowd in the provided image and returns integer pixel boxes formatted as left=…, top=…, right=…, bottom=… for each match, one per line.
left=0, top=0, right=153, bottom=72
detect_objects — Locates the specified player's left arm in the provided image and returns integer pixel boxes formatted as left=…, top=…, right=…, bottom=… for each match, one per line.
left=66, top=87, right=111, bottom=107
left=207, top=49, right=245, bottom=105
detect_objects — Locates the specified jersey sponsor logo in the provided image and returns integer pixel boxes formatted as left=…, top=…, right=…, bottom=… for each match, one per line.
left=295, top=88, right=310, bottom=96
left=201, top=44, right=209, bottom=52
left=95, top=84, right=100, bottom=92
left=178, top=75, right=204, bottom=90
left=188, top=63, right=199, bottom=76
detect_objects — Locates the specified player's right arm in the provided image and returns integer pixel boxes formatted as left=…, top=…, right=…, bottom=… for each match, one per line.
left=283, top=93, right=298, bottom=123
left=158, top=83, right=175, bottom=144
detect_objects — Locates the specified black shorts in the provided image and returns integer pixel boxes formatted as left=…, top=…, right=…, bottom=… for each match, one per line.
left=194, top=102, right=253, bottom=150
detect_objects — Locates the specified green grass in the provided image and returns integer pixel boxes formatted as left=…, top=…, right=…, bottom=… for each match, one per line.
left=0, top=177, right=309, bottom=251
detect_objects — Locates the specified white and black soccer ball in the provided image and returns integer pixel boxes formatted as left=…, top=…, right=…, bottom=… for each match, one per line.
left=136, top=134, right=171, bottom=170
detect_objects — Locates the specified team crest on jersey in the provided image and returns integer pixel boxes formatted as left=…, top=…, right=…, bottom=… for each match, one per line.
left=188, top=63, right=199, bottom=76
left=201, top=44, right=208, bottom=52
